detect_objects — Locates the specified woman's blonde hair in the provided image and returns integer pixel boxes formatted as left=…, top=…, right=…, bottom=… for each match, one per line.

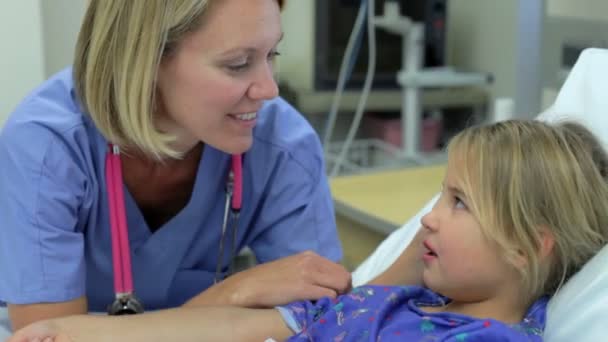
left=73, top=0, right=283, bottom=159
left=447, top=120, right=608, bottom=301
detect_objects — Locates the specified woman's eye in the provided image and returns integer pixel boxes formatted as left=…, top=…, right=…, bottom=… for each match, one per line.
left=268, top=50, right=281, bottom=61
left=227, top=63, right=249, bottom=72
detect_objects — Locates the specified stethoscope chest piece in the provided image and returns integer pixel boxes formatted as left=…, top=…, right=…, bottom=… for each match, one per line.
left=108, top=294, right=145, bottom=315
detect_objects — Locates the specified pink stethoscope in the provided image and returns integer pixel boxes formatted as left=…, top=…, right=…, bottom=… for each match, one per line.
left=105, top=144, right=243, bottom=315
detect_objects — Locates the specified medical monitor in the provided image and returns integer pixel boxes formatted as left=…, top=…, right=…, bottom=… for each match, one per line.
left=314, top=0, right=448, bottom=90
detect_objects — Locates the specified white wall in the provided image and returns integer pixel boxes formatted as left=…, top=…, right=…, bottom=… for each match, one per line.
left=276, top=0, right=315, bottom=91
left=541, top=0, right=608, bottom=109
left=447, top=0, right=544, bottom=119
left=40, top=0, right=87, bottom=77
left=0, top=1, right=85, bottom=129
left=0, top=1, right=45, bottom=127
left=448, top=0, right=608, bottom=115
left=447, top=0, right=518, bottom=103
left=548, top=0, right=608, bottom=21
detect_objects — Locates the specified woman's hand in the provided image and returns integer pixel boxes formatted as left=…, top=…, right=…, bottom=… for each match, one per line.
left=186, top=251, right=352, bottom=308
left=7, top=319, right=71, bottom=342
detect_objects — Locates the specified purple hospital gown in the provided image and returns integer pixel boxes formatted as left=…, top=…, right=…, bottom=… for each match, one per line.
left=278, top=285, right=546, bottom=341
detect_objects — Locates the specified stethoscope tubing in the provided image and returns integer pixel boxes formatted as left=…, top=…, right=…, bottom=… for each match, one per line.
left=106, top=144, right=243, bottom=307
left=106, top=144, right=134, bottom=295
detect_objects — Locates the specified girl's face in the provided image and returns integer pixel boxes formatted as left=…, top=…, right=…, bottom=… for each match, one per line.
left=420, top=158, right=521, bottom=303
left=156, top=0, right=282, bottom=154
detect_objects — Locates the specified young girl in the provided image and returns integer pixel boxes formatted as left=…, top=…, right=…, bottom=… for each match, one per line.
left=10, top=120, right=608, bottom=341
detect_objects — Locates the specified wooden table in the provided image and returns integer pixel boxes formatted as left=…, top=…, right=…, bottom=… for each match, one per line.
left=330, top=165, right=445, bottom=268
left=330, top=164, right=446, bottom=235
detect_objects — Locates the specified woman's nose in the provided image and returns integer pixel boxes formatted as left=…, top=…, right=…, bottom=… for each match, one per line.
left=248, top=64, right=279, bottom=100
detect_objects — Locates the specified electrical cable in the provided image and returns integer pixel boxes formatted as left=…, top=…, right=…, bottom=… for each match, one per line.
left=329, top=0, right=377, bottom=177
left=322, top=0, right=368, bottom=152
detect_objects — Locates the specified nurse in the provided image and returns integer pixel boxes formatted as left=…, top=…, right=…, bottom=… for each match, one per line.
left=0, top=0, right=349, bottom=330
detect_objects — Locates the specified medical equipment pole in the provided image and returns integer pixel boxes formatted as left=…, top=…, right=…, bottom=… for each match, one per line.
left=402, top=24, right=425, bottom=160
left=374, top=1, right=426, bottom=161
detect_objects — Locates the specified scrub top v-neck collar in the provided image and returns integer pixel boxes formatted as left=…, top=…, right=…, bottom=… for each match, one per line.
left=107, top=144, right=231, bottom=304
left=119, top=145, right=226, bottom=252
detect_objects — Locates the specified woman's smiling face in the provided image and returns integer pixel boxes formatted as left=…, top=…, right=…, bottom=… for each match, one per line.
left=156, top=0, right=282, bottom=154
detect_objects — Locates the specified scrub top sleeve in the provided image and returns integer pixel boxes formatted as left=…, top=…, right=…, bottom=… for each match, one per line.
left=0, top=124, right=87, bottom=304
left=249, top=150, right=342, bottom=264
left=277, top=297, right=334, bottom=335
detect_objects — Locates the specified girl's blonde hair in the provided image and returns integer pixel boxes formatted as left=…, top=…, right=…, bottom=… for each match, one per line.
left=448, top=120, right=608, bottom=300
left=73, top=0, right=283, bottom=159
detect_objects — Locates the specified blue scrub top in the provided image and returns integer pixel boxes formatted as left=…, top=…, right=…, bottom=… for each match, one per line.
left=0, top=68, right=342, bottom=311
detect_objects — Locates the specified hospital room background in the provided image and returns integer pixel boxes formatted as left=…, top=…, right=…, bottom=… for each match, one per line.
left=1, top=0, right=607, bottom=271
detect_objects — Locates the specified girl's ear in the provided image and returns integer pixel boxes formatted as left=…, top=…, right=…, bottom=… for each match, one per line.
left=538, top=226, right=556, bottom=261
left=513, top=226, right=555, bottom=267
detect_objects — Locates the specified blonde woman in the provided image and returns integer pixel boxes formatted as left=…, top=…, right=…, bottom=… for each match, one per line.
left=0, top=0, right=350, bottom=331
left=10, top=120, right=608, bottom=341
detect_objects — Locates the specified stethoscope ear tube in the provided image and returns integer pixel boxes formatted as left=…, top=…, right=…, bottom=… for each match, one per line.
left=231, top=154, right=242, bottom=211
left=215, top=154, right=243, bottom=283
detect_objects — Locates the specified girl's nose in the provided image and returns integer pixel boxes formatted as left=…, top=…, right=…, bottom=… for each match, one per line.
left=421, top=205, right=439, bottom=232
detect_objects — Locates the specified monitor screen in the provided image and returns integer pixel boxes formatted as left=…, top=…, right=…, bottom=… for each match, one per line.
left=315, top=0, right=447, bottom=90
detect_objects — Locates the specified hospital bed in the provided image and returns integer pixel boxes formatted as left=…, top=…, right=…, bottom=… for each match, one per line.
left=1, top=48, right=607, bottom=341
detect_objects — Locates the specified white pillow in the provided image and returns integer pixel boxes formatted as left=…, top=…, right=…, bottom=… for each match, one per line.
left=518, top=48, right=608, bottom=341
left=537, top=48, right=608, bottom=151
left=544, top=245, right=608, bottom=341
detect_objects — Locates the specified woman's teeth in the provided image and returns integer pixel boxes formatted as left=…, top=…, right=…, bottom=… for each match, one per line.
left=234, top=113, right=257, bottom=121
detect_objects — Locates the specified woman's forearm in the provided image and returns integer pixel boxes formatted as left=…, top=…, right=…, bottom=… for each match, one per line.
left=52, top=307, right=292, bottom=342
left=182, top=280, right=237, bottom=307
left=184, top=251, right=352, bottom=309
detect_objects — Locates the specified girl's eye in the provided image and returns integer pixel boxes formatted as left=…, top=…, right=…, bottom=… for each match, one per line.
left=454, top=196, right=467, bottom=210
